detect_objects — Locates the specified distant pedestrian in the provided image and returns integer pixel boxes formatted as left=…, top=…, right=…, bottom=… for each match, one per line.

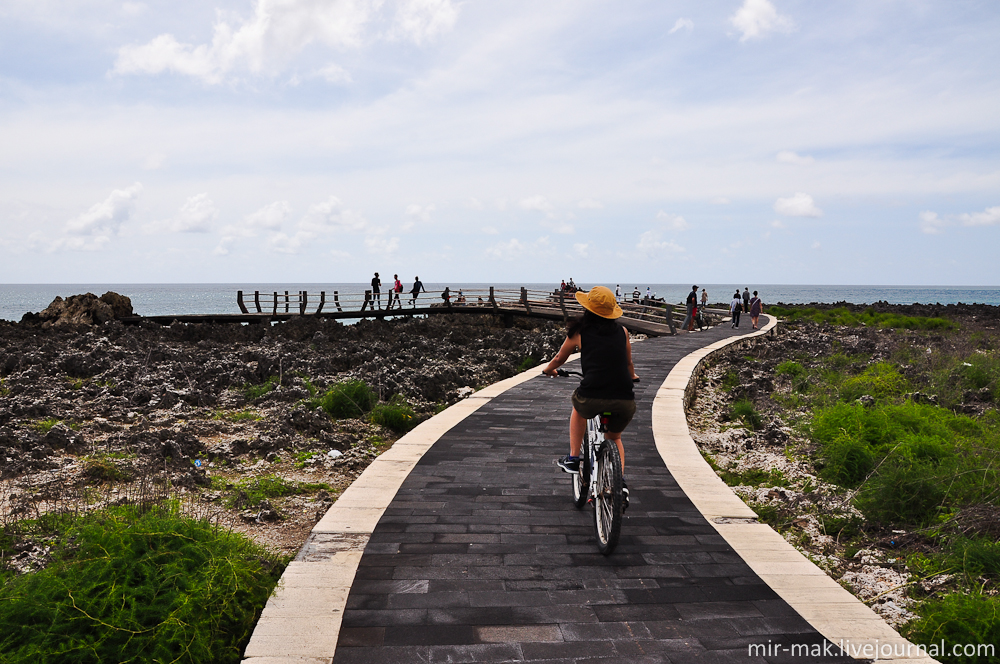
left=615, top=284, right=622, bottom=302
left=645, top=287, right=651, bottom=301
left=742, top=287, right=750, bottom=313
left=560, top=280, right=567, bottom=292
left=390, top=274, right=403, bottom=310
left=632, top=287, right=640, bottom=303
left=701, top=288, right=707, bottom=309
left=371, top=272, right=382, bottom=309
left=409, top=276, right=426, bottom=306
left=682, top=285, right=698, bottom=332
left=730, top=291, right=742, bottom=328
left=749, top=290, right=763, bottom=330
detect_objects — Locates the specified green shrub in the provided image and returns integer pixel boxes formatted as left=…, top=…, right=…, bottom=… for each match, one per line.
left=775, top=360, right=805, bottom=378
left=30, top=419, right=61, bottom=434
left=517, top=356, right=539, bottom=372
left=946, top=537, right=1000, bottom=585
left=718, top=467, right=789, bottom=488
left=854, top=457, right=948, bottom=525
left=903, top=593, right=1000, bottom=663
left=720, top=370, right=739, bottom=392
left=213, top=410, right=262, bottom=422
left=223, top=475, right=331, bottom=509
left=369, top=395, right=416, bottom=433
left=768, top=306, right=955, bottom=330
left=319, top=380, right=376, bottom=419
left=817, top=435, right=877, bottom=487
left=839, top=362, right=909, bottom=402
left=243, top=376, right=279, bottom=401
left=0, top=504, right=284, bottom=664
left=729, top=399, right=762, bottom=430
left=82, top=457, right=130, bottom=484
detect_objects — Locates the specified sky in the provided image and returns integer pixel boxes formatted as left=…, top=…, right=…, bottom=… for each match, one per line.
left=0, top=0, right=998, bottom=286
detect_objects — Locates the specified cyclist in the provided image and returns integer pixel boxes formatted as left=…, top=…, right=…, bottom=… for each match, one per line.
left=542, top=285, right=638, bottom=506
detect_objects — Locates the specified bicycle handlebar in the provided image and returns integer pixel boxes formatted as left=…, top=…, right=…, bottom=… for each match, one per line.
left=543, top=368, right=640, bottom=383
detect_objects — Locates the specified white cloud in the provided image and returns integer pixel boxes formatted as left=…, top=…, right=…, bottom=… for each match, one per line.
left=636, top=230, right=683, bottom=258
left=776, top=150, right=814, bottom=165
left=406, top=203, right=436, bottom=222
left=919, top=210, right=947, bottom=234
left=113, top=0, right=458, bottom=84
left=315, top=63, right=352, bottom=84
left=573, top=243, right=589, bottom=258
left=519, top=195, right=554, bottom=214
left=552, top=221, right=575, bottom=234
left=811, top=241, right=821, bottom=249
left=65, top=183, right=142, bottom=236
left=731, top=0, right=794, bottom=42
left=770, top=219, right=786, bottom=229
left=246, top=201, right=292, bottom=230
left=153, top=193, right=218, bottom=233
left=468, top=197, right=484, bottom=210
left=656, top=210, right=689, bottom=231
left=485, top=236, right=551, bottom=261
left=364, top=228, right=400, bottom=255
left=774, top=192, right=822, bottom=217
left=958, top=205, right=1000, bottom=227
left=669, top=18, right=694, bottom=34
left=389, top=0, right=459, bottom=45
left=577, top=198, right=603, bottom=209
left=264, top=196, right=365, bottom=254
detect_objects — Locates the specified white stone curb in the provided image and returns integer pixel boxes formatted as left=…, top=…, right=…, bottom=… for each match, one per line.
left=241, top=358, right=576, bottom=663
left=651, top=319, right=938, bottom=662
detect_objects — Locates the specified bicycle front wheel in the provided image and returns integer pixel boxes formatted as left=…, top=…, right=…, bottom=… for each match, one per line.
left=593, top=439, right=623, bottom=555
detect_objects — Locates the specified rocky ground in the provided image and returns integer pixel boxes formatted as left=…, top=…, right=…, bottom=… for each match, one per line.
left=686, top=306, right=1000, bottom=628
left=0, top=293, right=564, bottom=567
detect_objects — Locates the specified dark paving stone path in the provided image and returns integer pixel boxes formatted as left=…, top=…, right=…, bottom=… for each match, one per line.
left=333, top=319, right=856, bottom=663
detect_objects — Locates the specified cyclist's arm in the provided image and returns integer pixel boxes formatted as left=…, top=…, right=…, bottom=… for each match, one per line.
left=623, top=326, right=638, bottom=381
left=541, top=333, right=580, bottom=376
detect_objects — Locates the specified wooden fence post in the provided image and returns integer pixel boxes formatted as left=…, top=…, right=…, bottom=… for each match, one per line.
left=559, top=290, right=567, bottom=323
left=272, top=292, right=278, bottom=316
left=316, top=291, right=325, bottom=315
left=520, top=287, right=531, bottom=315
left=489, top=286, right=498, bottom=310
left=237, top=291, right=249, bottom=314
left=334, top=291, right=342, bottom=312
left=665, top=304, right=676, bottom=335
left=254, top=291, right=262, bottom=313
left=284, top=291, right=289, bottom=313
left=362, top=290, right=371, bottom=312
left=300, top=291, right=307, bottom=315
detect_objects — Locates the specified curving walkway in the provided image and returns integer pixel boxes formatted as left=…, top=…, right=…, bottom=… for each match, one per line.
left=243, top=318, right=930, bottom=664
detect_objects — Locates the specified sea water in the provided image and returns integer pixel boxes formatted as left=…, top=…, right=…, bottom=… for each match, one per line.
left=1, top=283, right=999, bottom=322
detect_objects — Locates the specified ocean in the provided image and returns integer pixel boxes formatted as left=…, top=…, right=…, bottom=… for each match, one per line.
left=2, top=283, right=999, bottom=322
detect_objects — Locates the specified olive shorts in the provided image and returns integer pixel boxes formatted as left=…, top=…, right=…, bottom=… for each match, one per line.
left=571, top=390, right=636, bottom=434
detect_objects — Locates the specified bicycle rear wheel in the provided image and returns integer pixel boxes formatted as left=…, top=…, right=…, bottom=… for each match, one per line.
left=593, top=438, right=623, bottom=555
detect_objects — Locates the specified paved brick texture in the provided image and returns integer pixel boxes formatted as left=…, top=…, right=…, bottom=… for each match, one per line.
left=332, top=318, right=857, bottom=663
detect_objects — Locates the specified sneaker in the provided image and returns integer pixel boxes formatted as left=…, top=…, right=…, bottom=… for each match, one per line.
left=622, top=480, right=630, bottom=511
left=557, top=455, right=580, bottom=473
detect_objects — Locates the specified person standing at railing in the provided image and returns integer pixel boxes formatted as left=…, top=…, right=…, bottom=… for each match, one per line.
left=371, top=272, right=382, bottom=309
left=409, top=276, right=426, bottom=306
left=701, top=288, right=708, bottom=310
left=615, top=284, right=622, bottom=302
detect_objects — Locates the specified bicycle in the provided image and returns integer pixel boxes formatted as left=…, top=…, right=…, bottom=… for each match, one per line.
left=551, top=369, right=625, bottom=555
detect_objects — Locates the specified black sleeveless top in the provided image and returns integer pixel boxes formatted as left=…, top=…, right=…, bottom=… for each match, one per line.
left=577, top=318, right=635, bottom=400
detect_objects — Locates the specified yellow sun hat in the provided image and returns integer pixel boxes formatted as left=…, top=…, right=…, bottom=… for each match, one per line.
left=575, top=285, right=623, bottom=319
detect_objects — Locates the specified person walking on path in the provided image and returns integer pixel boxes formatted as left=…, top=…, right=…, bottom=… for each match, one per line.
left=615, top=284, right=622, bottom=302
left=749, top=290, right=764, bottom=330
left=371, top=272, right=382, bottom=310
left=700, top=288, right=708, bottom=310
left=730, top=291, right=742, bottom=328
left=542, top=285, right=637, bottom=507
left=408, top=276, right=426, bottom=306
left=742, top=287, right=750, bottom=313
left=389, top=274, right=403, bottom=310
left=682, top=285, right=698, bottom=332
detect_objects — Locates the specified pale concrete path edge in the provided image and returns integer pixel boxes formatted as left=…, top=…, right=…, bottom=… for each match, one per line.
left=651, top=320, right=938, bottom=664
left=241, top=357, right=578, bottom=663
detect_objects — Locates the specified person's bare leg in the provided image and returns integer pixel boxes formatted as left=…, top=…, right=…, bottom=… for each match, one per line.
left=569, top=408, right=586, bottom=457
